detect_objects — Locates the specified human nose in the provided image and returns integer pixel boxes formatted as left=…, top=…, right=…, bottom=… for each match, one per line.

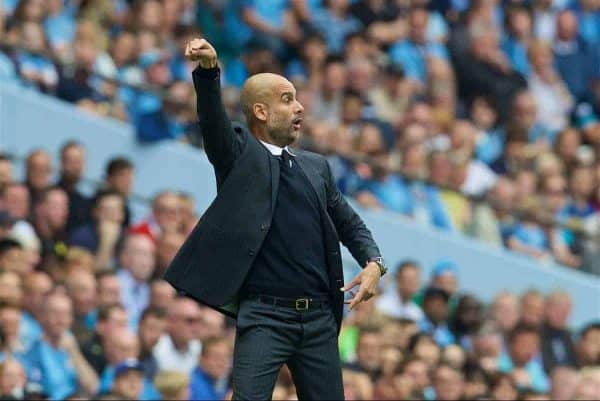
left=295, top=101, right=304, bottom=114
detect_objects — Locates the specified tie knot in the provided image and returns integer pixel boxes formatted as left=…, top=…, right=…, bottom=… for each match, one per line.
left=280, top=149, right=293, bottom=167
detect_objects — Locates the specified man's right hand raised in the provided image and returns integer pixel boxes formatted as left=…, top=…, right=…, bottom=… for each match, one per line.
left=185, top=38, right=218, bottom=69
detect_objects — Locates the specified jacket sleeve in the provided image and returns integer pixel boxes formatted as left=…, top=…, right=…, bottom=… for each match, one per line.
left=192, top=66, right=240, bottom=174
left=324, top=159, right=382, bottom=267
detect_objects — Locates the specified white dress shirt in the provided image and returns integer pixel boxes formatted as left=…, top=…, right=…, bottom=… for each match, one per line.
left=152, top=334, right=201, bottom=374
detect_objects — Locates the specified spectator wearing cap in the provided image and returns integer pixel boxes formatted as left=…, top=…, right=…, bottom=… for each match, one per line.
left=97, top=330, right=160, bottom=400
left=109, top=359, right=145, bottom=400
left=375, top=260, right=424, bottom=322
left=418, top=287, right=456, bottom=347
left=56, top=141, right=91, bottom=233
left=415, top=260, right=459, bottom=311
left=189, top=337, right=231, bottom=401
left=389, top=7, right=448, bottom=86
left=24, top=292, right=99, bottom=400
left=116, top=234, right=155, bottom=329
left=498, top=324, right=550, bottom=393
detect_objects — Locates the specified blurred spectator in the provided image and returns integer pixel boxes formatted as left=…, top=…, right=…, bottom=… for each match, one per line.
left=575, top=322, right=600, bottom=368
left=80, top=304, right=129, bottom=375
left=129, top=191, right=181, bottom=243
left=116, top=234, right=155, bottom=329
left=553, top=10, right=599, bottom=102
left=152, top=297, right=201, bottom=375
left=56, top=141, right=91, bottom=232
left=498, top=324, right=550, bottom=393
left=0, top=183, right=30, bottom=221
left=419, top=287, right=455, bottom=347
left=0, top=358, right=29, bottom=400
left=389, top=7, right=448, bottom=86
left=154, top=370, right=189, bottom=400
left=108, top=359, right=145, bottom=400
left=520, top=290, right=546, bottom=328
left=64, top=269, right=98, bottom=345
left=31, top=186, right=69, bottom=261
left=189, top=337, right=231, bottom=400
left=25, top=292, right=99, bottom=399
left=15, top=22, right=58, bottom=93
left=375, top=260, right=424, bottom=321
left=101, top=157, right=134, bottom=228
left=541, top=291, right=577, bottom=372
left=0, top=154, right=14, bottom=190
left=24, top=150, right=52, bottom=210
left=491, top=291, right=521, bottom=336
left=67, top=189, right=125, bottom=271
left=431, top=364, right=464, bottom=401
left=137, top=307, right=166, bottom=381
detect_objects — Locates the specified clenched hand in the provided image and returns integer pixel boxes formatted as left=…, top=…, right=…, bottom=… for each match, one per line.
left=185, top=38, right=218, bottom=69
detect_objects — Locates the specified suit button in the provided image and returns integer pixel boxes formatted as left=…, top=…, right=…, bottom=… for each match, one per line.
left=249, top=250, right=255, bottom=256
left=260, top=223, right=269, bottom=231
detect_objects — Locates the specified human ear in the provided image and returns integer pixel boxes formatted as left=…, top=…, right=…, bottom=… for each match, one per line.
left=253, top=103, right=268, bottom=122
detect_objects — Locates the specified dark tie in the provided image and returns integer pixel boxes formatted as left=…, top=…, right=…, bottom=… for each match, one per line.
left=280, top=149, right=293, bottom=168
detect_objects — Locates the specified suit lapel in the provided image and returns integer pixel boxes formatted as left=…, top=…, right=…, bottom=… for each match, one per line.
left=294, top=154, right=327, bottom=211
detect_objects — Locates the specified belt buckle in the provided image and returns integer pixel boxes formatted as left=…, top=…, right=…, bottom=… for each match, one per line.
left=295, top=298, right=309, bottom=311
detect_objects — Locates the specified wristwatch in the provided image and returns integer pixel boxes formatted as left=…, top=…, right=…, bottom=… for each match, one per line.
left=367, top=256, right=388, bottom=277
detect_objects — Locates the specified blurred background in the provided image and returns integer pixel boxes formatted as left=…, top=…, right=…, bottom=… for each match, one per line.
left=0, top=0, right=599, bottom=400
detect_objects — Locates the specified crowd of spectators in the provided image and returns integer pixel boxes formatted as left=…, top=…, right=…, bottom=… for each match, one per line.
left=0, top=142, right=598, bottom=399
left=0, top=0, right=599, bottom=400
left=1, top=0, right=599, bottom=273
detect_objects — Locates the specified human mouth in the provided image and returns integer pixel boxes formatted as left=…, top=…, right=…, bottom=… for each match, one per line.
left=292, top=117, right=303, bottom=130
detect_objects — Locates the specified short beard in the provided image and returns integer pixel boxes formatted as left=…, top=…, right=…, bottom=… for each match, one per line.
left=267, top=117, right=294, bottom=147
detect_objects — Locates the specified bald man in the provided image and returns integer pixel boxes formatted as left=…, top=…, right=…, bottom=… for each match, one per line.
left=164, top=38, right=385, bottom=400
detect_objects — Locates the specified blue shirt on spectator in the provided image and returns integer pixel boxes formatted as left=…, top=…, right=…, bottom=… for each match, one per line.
left=475, top=129, right=505, bottom=165
left=242, top=0, right=289, bottom=29
left=24, top=339, right=79, bottom=400
left=190, top=367, right=228, bottom=401
left=498, top=352, right=550, bottom=393
left=388, top=40, right=448, bottom=83
left=99, top=365, right=161, bottom=400
left=16, top=51, right=59, bottom=90
left=501, top=35, right=530, bottom=76
left=44, top=12, right=76, bottom=50
left=311, top=8, right=363, bottom=54
left=418, top=318, right=455, bottom=347
left=19, top=312, right=42, bottom=353
left=511, top=223, right=549, bottom=251
left=117, top=268, right=150, bottom=330
left=574, top=9, right=600, bottom=44
left=358, top=175, right=453, bottom=231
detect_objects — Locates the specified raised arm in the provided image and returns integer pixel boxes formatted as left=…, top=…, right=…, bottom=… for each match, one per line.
left=186, top=38, right=239, bottom=173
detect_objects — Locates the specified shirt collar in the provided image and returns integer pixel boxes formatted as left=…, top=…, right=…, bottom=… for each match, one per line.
left=259, top=140, right=296, bottom=156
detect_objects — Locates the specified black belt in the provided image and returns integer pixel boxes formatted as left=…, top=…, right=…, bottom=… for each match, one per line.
left=246, top=294, right=329, bottom=311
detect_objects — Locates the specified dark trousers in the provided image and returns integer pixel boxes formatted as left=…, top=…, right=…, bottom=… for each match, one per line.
left=232, top=297, right=344, bottom=400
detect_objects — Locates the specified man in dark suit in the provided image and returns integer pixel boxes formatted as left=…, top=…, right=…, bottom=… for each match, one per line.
left=164, top=38, right=387, bottom=400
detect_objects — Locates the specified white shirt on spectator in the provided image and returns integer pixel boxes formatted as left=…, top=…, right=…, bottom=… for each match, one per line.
left=461, top=161, right=498, bottom=197
left=375, top=287, right=424, bottom=322
left=152, top=334, right=201, bottom=374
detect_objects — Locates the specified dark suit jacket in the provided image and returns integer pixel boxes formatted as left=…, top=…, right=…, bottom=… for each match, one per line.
left=163, top=67, right=381, bottom=331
